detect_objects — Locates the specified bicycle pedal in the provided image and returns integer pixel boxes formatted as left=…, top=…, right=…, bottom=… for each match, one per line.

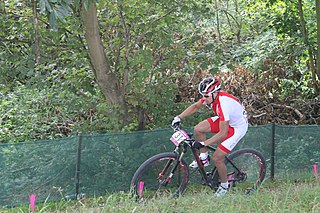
left=244, top=188, right=255, bottom=195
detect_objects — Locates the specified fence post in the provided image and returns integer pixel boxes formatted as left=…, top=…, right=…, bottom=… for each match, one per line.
left=75, top=135, right=82, bottom=196
left=271, top=123, right=275, bottom=180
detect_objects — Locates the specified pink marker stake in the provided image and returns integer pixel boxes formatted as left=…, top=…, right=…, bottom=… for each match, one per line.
left=138, top=181, right=144, bottom=197
left=30, top=194, right=36, bottom=212
left=227, top=174, right=233, bottom=187
left=313, top=163, right=318, bottom=181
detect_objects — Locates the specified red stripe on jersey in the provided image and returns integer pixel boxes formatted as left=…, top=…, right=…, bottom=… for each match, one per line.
left=212, top=91, right=240, bottom=121
left=218, top=91, right=240, bottom=103
left=218, top=143, right=231, bottom=153
left=199, top=91, right=241, bottom=122
left=217, top=104, right=225, bottom=121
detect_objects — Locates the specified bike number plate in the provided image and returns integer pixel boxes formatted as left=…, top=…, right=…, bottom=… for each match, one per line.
left=170, top=130, right=189, bottom=146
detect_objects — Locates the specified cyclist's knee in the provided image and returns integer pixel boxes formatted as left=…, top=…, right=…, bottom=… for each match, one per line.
left=194, top=125, right=207, bottom=140
left=194, top=124, right=203, bottom=134
left=213, top=154, right=224, bottom=163
left=213, top=149, right=226, bottom=163
left=194, top=120, right=210, bottom=133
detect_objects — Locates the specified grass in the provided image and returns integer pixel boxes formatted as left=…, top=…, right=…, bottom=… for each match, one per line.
left=1, top=180, right=319, bottom=213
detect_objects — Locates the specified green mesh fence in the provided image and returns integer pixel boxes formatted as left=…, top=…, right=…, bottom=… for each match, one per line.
left=0, top=137, right=78, bottom=207
left=0, top=125, right=319, bottom=207
left=274, top=125, right=320, bottom=179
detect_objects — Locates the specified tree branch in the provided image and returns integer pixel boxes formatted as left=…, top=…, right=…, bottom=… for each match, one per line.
left=270, top=103, right=304, bottom=120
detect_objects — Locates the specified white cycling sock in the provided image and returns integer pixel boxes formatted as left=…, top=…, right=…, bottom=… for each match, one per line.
left=221, top=182, right=229, bottom=189
left=199, top=152, right=208, bottom=160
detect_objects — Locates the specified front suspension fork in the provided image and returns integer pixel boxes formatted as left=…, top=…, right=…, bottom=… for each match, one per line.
left=158, top=147, right=186, bottom=185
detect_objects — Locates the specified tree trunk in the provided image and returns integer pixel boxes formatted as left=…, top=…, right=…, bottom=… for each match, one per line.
left=215, top=0, right=223, bottom=44
left=81, top=3, right=121, bottom=104
left=137, top=107, right=145, bottom=130
left=297, top=0, right=319, bottom=92
left=0, top=0, right=5, bottom=13
left=32, top=0, right=40, bottom=64
left=81, top=3, right=128, bottom=125
left=316, top=0, right=320, bottom=83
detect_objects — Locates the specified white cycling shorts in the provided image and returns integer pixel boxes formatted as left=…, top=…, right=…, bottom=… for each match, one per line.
left=207, top=116, right=248, bottom=153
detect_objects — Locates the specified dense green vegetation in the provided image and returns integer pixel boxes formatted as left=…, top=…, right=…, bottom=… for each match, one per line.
left=3, top=180, right=320, bottom=212
left=1, top=0, right=319, bottom=143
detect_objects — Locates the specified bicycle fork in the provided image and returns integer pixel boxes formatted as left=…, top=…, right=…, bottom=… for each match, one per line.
left=158, top=151, right=186, bottom=186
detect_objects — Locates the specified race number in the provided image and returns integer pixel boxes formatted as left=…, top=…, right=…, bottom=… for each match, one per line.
left=170, top=130, right=189, bottom=146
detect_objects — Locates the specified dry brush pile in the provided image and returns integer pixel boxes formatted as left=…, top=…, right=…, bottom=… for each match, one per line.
left=175, top=66, right=320, bottom=125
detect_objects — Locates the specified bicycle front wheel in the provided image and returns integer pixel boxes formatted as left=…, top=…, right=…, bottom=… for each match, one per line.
left=130, top=152, right=189, bottom=203
left=226, top=148, right=266, bottom=194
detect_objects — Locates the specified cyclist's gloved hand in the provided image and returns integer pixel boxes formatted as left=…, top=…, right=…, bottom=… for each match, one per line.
left=192, top=141, right=205, bottom=149
left=171, top=116, right=181, bottom=126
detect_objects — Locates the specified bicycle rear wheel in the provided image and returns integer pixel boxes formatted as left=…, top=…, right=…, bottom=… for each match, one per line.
left=226, top=148, right=266, bottom=194
left=130, top=152, right=189, bottom=203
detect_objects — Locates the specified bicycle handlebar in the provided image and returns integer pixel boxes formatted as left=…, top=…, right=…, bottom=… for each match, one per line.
left=172, top=123, right=181, bottom=132
left=171, top=124, right=195, bottom=147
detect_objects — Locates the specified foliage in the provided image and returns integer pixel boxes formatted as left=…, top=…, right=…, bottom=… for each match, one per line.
left=0, top=1, right=33, bottom=87
left=232, top=28, right=316, bottom=98
left=0, top=0, right=89, bottom=84
left=0, top=0, right=104, bottom=142
left=231, top=0, right=318, bottom=96
left=38, top=0, right=73, bottom=30
left=0, top=62, right=103, bottom=142
left=0, top=0, right=319, bottom=142
left=95, top=0, right=226, bottom=129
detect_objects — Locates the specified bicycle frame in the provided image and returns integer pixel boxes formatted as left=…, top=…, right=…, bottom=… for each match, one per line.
left=131, top=127, right=266, bottom=201
left=171, top=138, right=244, bottom=190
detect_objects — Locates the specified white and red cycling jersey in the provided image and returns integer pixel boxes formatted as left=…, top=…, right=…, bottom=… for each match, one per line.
left=200, top=91, right=248, bottom=128
left=200, top=91, right=248, bottom=153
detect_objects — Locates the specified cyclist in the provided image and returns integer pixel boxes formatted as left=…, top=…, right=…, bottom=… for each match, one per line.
left=171, top=76, right=248, bottom=197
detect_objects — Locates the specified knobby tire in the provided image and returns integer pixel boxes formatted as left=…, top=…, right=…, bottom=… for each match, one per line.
left=225, top=148, right=266, bottom=194
left=130, top=152, right=189, bottom=203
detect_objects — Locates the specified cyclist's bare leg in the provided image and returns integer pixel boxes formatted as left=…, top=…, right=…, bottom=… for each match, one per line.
left=212, top=147, right=228, bottom=183
left=194, top=120, right=211, bottom=153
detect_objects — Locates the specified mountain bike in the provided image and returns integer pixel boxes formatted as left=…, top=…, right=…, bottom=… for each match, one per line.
left=130, top=125, right=266, bottom=203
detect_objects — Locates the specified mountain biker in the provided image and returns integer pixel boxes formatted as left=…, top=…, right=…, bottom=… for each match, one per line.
left=171, top=76, right=248, bottom=197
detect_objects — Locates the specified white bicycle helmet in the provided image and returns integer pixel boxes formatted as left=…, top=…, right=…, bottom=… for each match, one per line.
left=198, top=77, right=221, bottom=96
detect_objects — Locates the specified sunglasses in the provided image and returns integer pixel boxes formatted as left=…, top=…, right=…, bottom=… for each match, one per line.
left=203, top=95, right=210, bottom=98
